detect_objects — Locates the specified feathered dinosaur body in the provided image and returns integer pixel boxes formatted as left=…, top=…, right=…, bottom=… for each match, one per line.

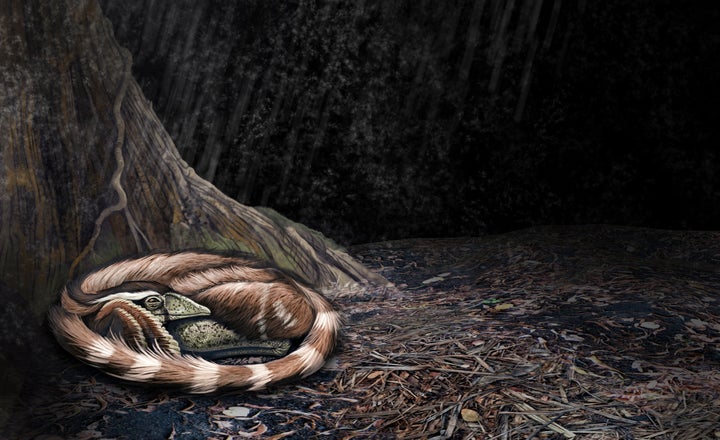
left=48, top=251, right=341, bottom=393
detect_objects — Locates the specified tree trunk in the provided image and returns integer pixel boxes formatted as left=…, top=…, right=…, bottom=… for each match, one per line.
left=0, top=0, right=384, bottom=311
left=0, top=0, right=386, bottom=416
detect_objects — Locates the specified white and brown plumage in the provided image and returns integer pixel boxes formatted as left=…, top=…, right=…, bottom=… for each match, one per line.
left=48, top=251, right=342, bottom=393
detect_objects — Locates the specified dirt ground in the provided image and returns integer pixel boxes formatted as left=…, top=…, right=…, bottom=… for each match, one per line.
left=3, top=225, right=720, bottom=439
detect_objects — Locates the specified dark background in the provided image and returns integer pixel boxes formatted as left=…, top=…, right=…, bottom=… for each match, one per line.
left=99, top=0, right=719, bottom=245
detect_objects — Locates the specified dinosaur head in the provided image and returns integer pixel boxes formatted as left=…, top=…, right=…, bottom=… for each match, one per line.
left=91, top=289, right=211, bottom=323
left=141, top=292, right=211, bottom=322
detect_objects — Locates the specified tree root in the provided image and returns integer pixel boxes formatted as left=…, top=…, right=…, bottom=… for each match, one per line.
left=69, top=48, right=148, bottom=277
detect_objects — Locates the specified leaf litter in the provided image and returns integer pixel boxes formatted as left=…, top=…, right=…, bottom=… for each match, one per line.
left=5, top=225, right=720, bottom=439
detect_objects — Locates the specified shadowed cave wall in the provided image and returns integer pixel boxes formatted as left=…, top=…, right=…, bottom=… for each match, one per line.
left=99, top=0, right=719, bottom=245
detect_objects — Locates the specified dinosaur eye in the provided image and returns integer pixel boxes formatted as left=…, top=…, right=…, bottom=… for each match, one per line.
left=143, top=295, right=164, bottom=311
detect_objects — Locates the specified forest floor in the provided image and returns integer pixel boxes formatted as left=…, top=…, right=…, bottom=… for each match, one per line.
left=4, top=225, right=720, bottom=439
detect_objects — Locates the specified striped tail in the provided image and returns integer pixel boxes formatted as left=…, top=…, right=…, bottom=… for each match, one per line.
left=47, top=251, right=342, bottom=393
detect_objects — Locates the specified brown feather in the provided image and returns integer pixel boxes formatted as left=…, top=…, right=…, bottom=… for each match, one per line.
left=47, top=251, right=341, bottom=393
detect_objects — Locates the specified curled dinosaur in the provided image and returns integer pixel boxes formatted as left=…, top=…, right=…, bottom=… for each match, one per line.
left=48, top=251, right=341, bottom=393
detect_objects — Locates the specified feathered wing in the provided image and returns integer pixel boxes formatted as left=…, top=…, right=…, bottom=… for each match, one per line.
left=48, top=251, right=342, bottom=393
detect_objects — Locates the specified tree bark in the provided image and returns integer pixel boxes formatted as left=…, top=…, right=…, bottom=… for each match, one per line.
left=0, top=0, right=385, bottom=321
left=0, top=2, right=388, bottom=423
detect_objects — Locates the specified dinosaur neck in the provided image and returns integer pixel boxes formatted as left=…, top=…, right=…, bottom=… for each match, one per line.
left=97, top=281, right=172, bottom=296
